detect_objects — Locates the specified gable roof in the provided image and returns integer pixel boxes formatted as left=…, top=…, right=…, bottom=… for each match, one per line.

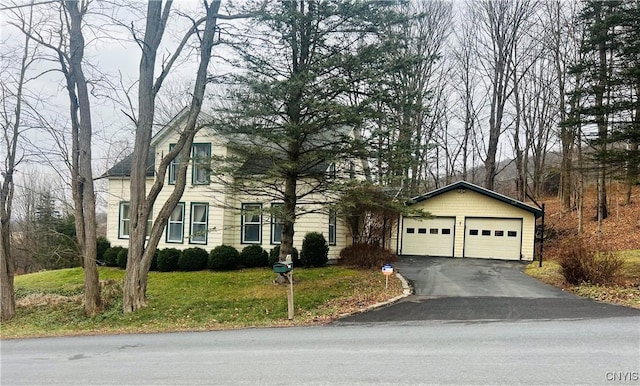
left=103, top=150, right=155, bottom=178
left=407, top=180, right=544, bottom=218
left=151, top=107, right=216, bottom=147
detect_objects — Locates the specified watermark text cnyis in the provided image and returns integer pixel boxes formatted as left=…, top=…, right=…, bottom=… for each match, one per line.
left=605, top=371, right=639, bottom=382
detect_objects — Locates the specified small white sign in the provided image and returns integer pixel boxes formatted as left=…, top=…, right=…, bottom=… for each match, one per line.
left=382, top=264, right=393, bottom=275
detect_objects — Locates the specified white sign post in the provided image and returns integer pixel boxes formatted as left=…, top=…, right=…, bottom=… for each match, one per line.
left=381, top=264, right=394, bottom=289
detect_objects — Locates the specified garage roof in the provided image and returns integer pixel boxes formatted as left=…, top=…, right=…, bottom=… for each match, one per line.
left=407, top=181, right=544, bottom=218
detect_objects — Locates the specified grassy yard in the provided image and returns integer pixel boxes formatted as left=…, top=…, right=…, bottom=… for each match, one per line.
left=1, top=266, right=404, bottom=339
left=526, top=250, right=640, bottom=309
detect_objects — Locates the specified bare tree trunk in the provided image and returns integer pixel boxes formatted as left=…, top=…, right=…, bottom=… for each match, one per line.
left=577, top=133, right=584, bottom=234
left=626, top=83, right=640, bottom=204
left=475, top=0, right=534, bottom=190
left=0, top=27, right=30, bottom=320
left=124, top=1, right=221, bottom=312
left=595, top=8, right=609, bottom=224
left=64, top=0, right=101, bottom=316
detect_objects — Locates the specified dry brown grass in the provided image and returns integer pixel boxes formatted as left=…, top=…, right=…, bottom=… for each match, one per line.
left=529, top=184, right=640, bottom=308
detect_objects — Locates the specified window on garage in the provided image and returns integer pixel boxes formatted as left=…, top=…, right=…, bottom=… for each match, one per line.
left=508, top=231, right=517, bottom=237
left=482, top=230, right=491, bottom=236
left=407, top=228, right=415, bottom=234
left=442, top=228, right=451, bottom=235
left=429, top=228, right=438, bottom=234
left=418, top=228, right=427, bottom=234
left=470, top=229, right=478, bottom=236
left=495, top=230, right=504, bottom=237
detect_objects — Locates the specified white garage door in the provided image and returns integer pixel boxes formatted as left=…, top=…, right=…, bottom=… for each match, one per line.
left=464, top=218, right=522, bottom=260
left=402, top=217, right=455, bottom=257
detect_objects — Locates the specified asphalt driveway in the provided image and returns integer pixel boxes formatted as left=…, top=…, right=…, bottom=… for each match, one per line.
left=336, top=256, right=640, bottom=323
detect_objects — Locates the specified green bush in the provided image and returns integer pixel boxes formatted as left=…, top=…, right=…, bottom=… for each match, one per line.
left=268, top=245, right=300, bottom=267
left=558, top=238, right=624, bottom=285
left=240, top=245, right=269, bottom=268
left=179, top=247, right=209, bottom=271
left=338, top=244, right=397, bottom=269
left=209, top=245, right=240, bottom=271
left=149, top=250, right=159, bottom=271
left=157, top=248, right=181, bottom=272
left=96, top=237, right=111, bottom=265
left=117, top=248, right=129, bottom=269
left=300, top=232, right=329, bottom=267
left=103, top=246, right=124, bottom=267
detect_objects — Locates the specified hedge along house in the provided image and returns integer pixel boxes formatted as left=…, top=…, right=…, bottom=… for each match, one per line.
left=103, top=108, right=349, bottom=259
left=397, top=181, right=544, bottom=261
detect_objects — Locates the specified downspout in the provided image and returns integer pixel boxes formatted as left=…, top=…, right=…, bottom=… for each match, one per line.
left=526, top=192, right=545, bottom=267
left=539, top=204, right=545, bottom=267
left=396, top=214, right=402, bottom=255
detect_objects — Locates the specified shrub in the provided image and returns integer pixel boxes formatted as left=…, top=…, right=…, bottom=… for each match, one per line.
left=157, top=248, right=181, bottom=272
left=103, top=246, right=124, bottom=267
left=338, top=244, right=397, bottom=269
left=557, top=238, right=624, bottom=285
left=179, top=247, right=209, bottom=271
left=149, top=250, right=159, bottom=271
left=96, top=237, right=111, bottom=265
left=300, top=232, right=329, bottom=267
left=209, top=245, right=240, bottom=271
left=117, top=248, right=129, bottom=269
left=240, top=245, right=269, bottom=268
left=268, top=245, right=300, bottom=267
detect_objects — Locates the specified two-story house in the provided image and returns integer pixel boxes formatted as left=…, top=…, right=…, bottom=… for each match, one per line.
left=104, top=109, right=349, bottom=258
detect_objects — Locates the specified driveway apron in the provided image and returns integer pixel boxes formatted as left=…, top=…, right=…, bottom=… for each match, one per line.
left=336, top=256, right=640, bottom=323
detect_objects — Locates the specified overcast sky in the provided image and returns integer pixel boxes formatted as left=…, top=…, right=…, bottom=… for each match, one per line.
left=1, top=0, right=240, bottom=210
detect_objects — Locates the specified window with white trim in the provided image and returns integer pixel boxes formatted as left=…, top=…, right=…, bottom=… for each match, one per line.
left=327, top=162, right=336, bottom=179
left=119, top=202, right=152, bottom=238
left=168, top=143, right=178, bottom=185
left=242, top=203, right=262, bottom=244
left=192, top=143, right=211, bottom=185
left=167, top=203, right=184, bottom=243
left=328, top=209, right=337, bottom=245
left=271, top=203, right=283, bottom=244
left=190, top=203, right=208, bottom=244
left=119, top=202, right=130, bottom=238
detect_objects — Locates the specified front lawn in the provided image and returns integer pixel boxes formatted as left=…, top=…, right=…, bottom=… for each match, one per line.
left=1, top=266, right=403, bottom=339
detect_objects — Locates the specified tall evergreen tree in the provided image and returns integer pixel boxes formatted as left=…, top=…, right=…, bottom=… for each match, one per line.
left=217, top=1, right=401, bottom=263
left=570, top=0, right=639, bottom=221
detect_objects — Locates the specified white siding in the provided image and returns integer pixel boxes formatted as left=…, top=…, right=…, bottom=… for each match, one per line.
left=401, top=217, right=455, bottom=256
left=399, top=189, right=537, bottom=260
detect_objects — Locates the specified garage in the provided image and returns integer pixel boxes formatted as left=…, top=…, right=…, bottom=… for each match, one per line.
left=402, top=217, right=455, bottom=257
left=396, top=181, right=544, bottom=261
left=463, top=218, right=523, bottom=260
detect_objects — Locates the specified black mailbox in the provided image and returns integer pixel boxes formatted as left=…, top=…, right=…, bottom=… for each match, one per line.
left=273, top=262, right=293, bottom=274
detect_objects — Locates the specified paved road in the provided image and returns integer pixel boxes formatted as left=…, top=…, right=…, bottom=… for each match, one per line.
left=3, top=256, right=639, bottom=385
left=336, top=256, right=640, bottom=323
left=2, top=317, right=639, bottom=385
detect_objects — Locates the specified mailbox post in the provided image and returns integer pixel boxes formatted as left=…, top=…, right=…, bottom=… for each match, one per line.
left=273, top=255, right=294, bottom=320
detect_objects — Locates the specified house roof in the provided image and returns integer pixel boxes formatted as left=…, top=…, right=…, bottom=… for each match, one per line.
left=150, top=107, right=216, bottom=147
left=407, top=180, right=544, bottom=218
left=103, top=150, right=155, bottom=178
left=237, top=156, right=331, bottom=176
